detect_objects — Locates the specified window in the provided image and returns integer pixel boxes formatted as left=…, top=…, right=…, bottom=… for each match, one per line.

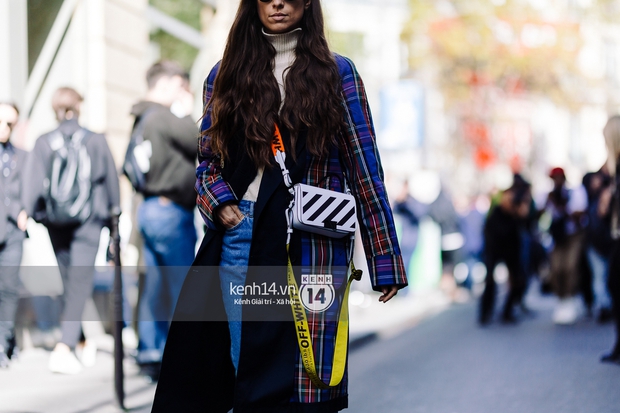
left=27, top=0, right=65, bottom=74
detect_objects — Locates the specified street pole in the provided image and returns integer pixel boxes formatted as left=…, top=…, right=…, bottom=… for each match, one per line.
left=110, top=208, right=125, bottom=410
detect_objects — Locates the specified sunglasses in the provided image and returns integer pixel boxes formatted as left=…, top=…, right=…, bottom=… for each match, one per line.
left=0, top=120, right=15, bottom=129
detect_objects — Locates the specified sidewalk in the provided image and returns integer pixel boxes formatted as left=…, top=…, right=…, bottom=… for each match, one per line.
left=349, top=288, right=451, bottom=343
left=0, top=336, right=155, bottom=413
left=0, top=289, right=451, bottom=413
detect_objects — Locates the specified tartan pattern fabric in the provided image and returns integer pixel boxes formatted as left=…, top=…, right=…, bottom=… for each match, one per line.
left=292, top=55, right=407, bottom=403
left=196, top=63, right=234, bottom=230
left=336, top=55, right=407, bottom=288
left=195, top=55, right=407, bottom=404
left=296, top=234, right=349, bottom=402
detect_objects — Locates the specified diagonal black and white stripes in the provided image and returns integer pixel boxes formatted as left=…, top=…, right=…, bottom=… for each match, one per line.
left=292, top=184, right=356, bottom=237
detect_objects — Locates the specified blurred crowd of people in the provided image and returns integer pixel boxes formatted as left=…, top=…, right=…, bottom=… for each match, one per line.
left=0, top=61, right=199, bottom=381
left=393, top=118, right=620, bottom=364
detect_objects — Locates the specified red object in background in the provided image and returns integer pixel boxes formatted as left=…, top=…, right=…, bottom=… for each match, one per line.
left=463, top=120, right=496, bottom=169
left=467, top=71, right=492, bottom=87
left=463, top=120, right=490, bottom=146
left=549, top=167, right=566, bottom=178
left=474, top=146, right=496, bottom=169
left=505, top=77, right=526, bottom=95
left=509, top=154, right=522, bottom=172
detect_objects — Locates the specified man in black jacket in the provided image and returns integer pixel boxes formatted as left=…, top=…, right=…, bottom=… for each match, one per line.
left=0, top=102, right=28, bottom=368
left=131, top=61, right=198, bottom=382
left=479, top=185, right=530, bottom=325
left=23, top=87, right=120, bottom=374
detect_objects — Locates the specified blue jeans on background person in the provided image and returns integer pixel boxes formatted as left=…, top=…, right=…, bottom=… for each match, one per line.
left=92, top=267, right=135, bottom=326
left=219, top=200, right=254, bottom=372
left=136, top=197, right=197, bottom=365
left=587, top=246, right=612, bottom=311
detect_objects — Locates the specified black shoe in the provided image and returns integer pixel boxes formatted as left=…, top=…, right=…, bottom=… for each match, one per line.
left=138, top=362, right=161, bottom=383
left=501, top=313, right=518, bottom=325
left=0, top=351, right=10, bottom=369
left=600, top=351, right=620, bottom=364
left=6, top=335, right=18, bottom=360
left=478, top=314, right=492, bottom=326
left=597, top=308, right=613, bottom=324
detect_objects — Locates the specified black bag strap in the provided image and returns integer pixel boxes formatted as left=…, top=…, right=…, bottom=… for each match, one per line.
left=48, top=127, right=93, bottom=151
left=131, top=108, right=157, bottom=142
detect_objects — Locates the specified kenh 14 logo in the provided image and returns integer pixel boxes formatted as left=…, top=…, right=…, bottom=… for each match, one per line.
left=299, top=274, right=335, bottom=313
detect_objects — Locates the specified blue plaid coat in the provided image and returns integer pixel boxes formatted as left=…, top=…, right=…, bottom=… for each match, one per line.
left=153, top=54, right=407, bottom=413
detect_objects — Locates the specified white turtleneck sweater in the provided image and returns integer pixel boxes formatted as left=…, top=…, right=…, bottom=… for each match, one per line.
left=241, top=28, right=301, bottom=202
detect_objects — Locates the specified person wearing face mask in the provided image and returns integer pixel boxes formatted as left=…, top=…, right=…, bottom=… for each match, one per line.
left=151, top=1, right=407, bottom=412
left=129, top=61, right=199, bottom=383
left=0, top=102, right=28, bottom=368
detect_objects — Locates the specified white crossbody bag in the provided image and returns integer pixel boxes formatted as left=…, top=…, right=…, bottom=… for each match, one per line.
left=271, top=124, right=356, bottom=240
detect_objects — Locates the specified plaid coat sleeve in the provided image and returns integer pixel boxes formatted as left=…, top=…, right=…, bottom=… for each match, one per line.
left=195, top=63, right=237, bottom=230
left=336, top=55, right=408, bottom=290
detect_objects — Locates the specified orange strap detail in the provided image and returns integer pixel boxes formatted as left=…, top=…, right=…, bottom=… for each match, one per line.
left=271, top=124, right=285, bottom=156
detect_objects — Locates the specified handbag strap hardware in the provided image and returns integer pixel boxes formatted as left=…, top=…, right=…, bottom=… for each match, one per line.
left=271, top=124, right=294, bottom=193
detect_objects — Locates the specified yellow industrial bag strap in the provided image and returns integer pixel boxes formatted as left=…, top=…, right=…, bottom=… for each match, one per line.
left=285, top=246, right=361, bottom=389
left=272, top=123, right=362, bottom=388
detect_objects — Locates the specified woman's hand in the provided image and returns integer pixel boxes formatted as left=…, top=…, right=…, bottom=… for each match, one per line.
left=379, top=285, right=399, bottom=303
left=217, top=204, right=244, bottom=229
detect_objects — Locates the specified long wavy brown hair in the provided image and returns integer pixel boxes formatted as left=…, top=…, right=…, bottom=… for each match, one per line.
left=205, top=0, right=344, bottom=168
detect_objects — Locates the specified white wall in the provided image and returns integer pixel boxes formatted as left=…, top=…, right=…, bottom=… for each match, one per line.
left=0, top=0, right=28, bottom=107
left=22, top=0, right=149, bottom=166
left=324, top=0, right=409, bottom=117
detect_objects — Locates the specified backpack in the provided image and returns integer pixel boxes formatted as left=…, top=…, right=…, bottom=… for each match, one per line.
left=45, top=128, right=93, bottom=226
left=122, top=109, right=155, bottom=193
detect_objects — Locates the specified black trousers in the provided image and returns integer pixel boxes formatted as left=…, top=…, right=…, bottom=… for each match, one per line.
left=48, top=221, right=101, bottom=348
left=479, top=252, right=526, bottom=323
left=608, top=240, right=620, bottom=354
left=0, top=223, right=25, bottom=350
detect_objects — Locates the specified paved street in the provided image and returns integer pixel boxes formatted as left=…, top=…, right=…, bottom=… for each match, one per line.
left=0, top=346, right=155, bottom=413
left=348, top=291, right=620, bottom=413
left=0, top=288, right=448, bottom=413
left=1, top=286, right=618, bottom=412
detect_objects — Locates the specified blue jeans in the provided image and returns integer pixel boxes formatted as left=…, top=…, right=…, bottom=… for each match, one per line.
left=137, top=197, right=197, bottom=364
left=219, top=200, right=254, bottom=371
left=587, top=247, right=611, bottom=310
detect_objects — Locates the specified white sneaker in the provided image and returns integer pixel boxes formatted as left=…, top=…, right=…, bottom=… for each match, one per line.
left=48, top=350, right=83, bottom=374
left=76, top=340, right=97, bottom=368
left=122, top=327, right=138, bottom=349
left=553, top=298, right=578, bottom=325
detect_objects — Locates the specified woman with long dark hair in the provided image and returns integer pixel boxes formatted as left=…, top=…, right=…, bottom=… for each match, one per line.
left=152, top=1, right=407, bottom=411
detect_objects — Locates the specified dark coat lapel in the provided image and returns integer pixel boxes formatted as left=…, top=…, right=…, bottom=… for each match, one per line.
left=254, top=126, right=307, bottom=224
